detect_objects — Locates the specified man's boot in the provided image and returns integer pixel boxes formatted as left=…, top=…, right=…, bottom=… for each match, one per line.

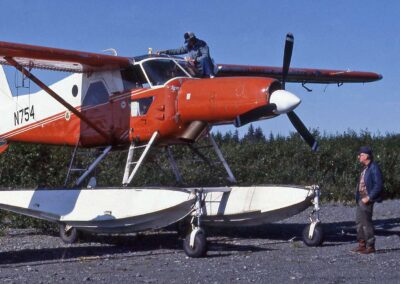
left=351, top=240, right=366, bottom=253
left=360, top=245, right=376, bottom=254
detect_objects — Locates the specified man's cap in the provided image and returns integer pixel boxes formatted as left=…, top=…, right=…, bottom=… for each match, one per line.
left=184, top=32, right=196, bottom=43
left=358, top=146, right=373, bottom=156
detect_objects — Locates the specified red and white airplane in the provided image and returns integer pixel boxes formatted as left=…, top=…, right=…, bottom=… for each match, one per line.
left=0, top=34, right=381, bottom=257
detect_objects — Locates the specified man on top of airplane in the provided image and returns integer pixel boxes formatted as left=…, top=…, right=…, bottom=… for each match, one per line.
left=158, top=32, right=215, bottom=78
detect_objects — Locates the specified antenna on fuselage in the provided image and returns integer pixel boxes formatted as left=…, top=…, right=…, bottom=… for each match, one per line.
left=102, top=48, right=118, bottom=56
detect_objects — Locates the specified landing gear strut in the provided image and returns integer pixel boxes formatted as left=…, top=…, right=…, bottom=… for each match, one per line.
left=183, top=189, right=208, bottom=257
left=302, top=185, right=324, bottom=246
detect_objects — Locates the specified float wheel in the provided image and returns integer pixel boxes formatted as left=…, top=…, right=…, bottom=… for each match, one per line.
left=302, top=223, right=324, bottom=246
left=183, top=231, right=207, bottom=257
left=59, top=223, right=79, bottom=244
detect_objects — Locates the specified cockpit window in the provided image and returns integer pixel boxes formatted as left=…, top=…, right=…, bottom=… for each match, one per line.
left=177, top=60, right=198, bottom=77
left=141, top=59, right=189, bottom=86
left=121, top=65, right=148, bottom=90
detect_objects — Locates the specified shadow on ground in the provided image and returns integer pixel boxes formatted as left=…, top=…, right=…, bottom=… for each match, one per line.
left=208, top=217, right=400, bottom=243
left=0, top=217, right=398, bottom=266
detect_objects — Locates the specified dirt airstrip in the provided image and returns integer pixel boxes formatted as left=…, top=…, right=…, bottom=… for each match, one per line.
left=0, top=200, right=399, bottom=283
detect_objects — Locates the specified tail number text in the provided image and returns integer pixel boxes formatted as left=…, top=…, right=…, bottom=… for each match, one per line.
left=14, top=106, right=35, bottom=126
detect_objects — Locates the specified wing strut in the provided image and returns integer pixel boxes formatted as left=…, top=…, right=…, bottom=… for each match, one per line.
left=4, top=56, right=112, bottom=143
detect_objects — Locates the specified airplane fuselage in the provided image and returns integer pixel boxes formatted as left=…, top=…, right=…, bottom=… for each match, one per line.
left=0, top=57, right=282, bottom=148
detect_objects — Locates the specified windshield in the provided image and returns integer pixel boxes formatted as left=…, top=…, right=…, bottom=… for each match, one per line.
left=177, top=60, right=198, bottom=77
left=141, top=58, right=191, bottom=86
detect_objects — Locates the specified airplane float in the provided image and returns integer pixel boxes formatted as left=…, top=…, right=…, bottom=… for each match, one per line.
left=0, top=34, right=381, bottom=257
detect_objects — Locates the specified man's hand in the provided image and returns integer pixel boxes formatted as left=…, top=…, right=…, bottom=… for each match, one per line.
left=184, top=57, right=195, bottom=63
left=361, top=196, right=370, bottom=204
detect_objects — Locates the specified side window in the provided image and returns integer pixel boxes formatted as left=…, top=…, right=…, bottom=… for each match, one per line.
left=131, top=97, right=153, bottom=117
left=83, top=81, right=109, bottom=107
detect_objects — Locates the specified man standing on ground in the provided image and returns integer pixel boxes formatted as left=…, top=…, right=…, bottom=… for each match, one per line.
left=158, top=32, right=215, bottom=78
left=351, top=146, right=383, bottom=254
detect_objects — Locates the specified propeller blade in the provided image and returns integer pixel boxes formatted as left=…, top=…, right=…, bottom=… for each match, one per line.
left=235, top=104, right=277, bottom=127
left=287, top=111, right=319, bottom=151
left=282, top=33, right=294, bottom=89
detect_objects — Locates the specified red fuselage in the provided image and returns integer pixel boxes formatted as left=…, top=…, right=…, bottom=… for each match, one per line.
left=5, top=77, right=278, bottom=148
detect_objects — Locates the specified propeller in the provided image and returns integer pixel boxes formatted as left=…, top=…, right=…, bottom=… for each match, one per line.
left=234, top=104, right=277, bottom=127
left=287, top=111, right=319, bottom=151
left=282, top=33, right=294, bottom=90
left=281, top=33, right=319, bottom=152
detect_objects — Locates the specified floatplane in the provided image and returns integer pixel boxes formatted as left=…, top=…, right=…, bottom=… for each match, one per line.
left=0, top=34, right=381, bottom=257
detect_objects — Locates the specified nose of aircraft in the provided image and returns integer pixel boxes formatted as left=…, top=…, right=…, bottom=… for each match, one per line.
left=269, top=89, right=301, bottom=114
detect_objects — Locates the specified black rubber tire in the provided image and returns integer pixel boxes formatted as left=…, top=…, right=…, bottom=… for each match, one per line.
left=302, top=223, right=324, bottom=246
left=183, top=231, right=207, bottom=258
left=59, top=224, right=79, bottom=244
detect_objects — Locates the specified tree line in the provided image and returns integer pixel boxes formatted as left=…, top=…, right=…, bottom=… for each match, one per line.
left=0, top=126, right=399, bottom=228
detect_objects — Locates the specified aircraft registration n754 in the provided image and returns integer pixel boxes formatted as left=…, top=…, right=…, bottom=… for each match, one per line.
left=0, top=34, right=381, bottom=257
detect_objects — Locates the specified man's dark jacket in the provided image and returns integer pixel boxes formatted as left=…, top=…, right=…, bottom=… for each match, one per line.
left=163, top=38, right=213, bottom=76
left=355, top=161, right=383, bottom=203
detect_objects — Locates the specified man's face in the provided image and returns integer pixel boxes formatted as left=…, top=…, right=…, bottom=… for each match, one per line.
left=187, top=38, right=195, bottom=48
left=358, top=153, right=370, bottom=165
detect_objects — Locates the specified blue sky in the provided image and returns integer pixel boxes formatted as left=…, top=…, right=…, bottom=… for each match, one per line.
left=0, top=0, right=398, bottom=137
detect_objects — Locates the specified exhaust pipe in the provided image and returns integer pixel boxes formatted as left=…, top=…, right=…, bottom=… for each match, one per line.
left=180, top=121, right=208, bottom=142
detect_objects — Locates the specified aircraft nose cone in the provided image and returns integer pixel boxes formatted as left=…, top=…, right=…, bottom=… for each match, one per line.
left=269, top=89, right=301, bottom=114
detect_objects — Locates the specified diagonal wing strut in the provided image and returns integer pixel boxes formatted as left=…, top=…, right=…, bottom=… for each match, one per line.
left=4, top=56, right=112, bottom=144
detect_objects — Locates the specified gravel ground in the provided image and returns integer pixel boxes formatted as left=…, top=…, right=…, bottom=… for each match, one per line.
left=0, top=200, right=399, bottom=284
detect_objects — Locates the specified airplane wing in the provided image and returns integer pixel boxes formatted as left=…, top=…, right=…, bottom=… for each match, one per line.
left=0, top=41, right=133, bottom=73
left=216, top=64, right=382, bottom=84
